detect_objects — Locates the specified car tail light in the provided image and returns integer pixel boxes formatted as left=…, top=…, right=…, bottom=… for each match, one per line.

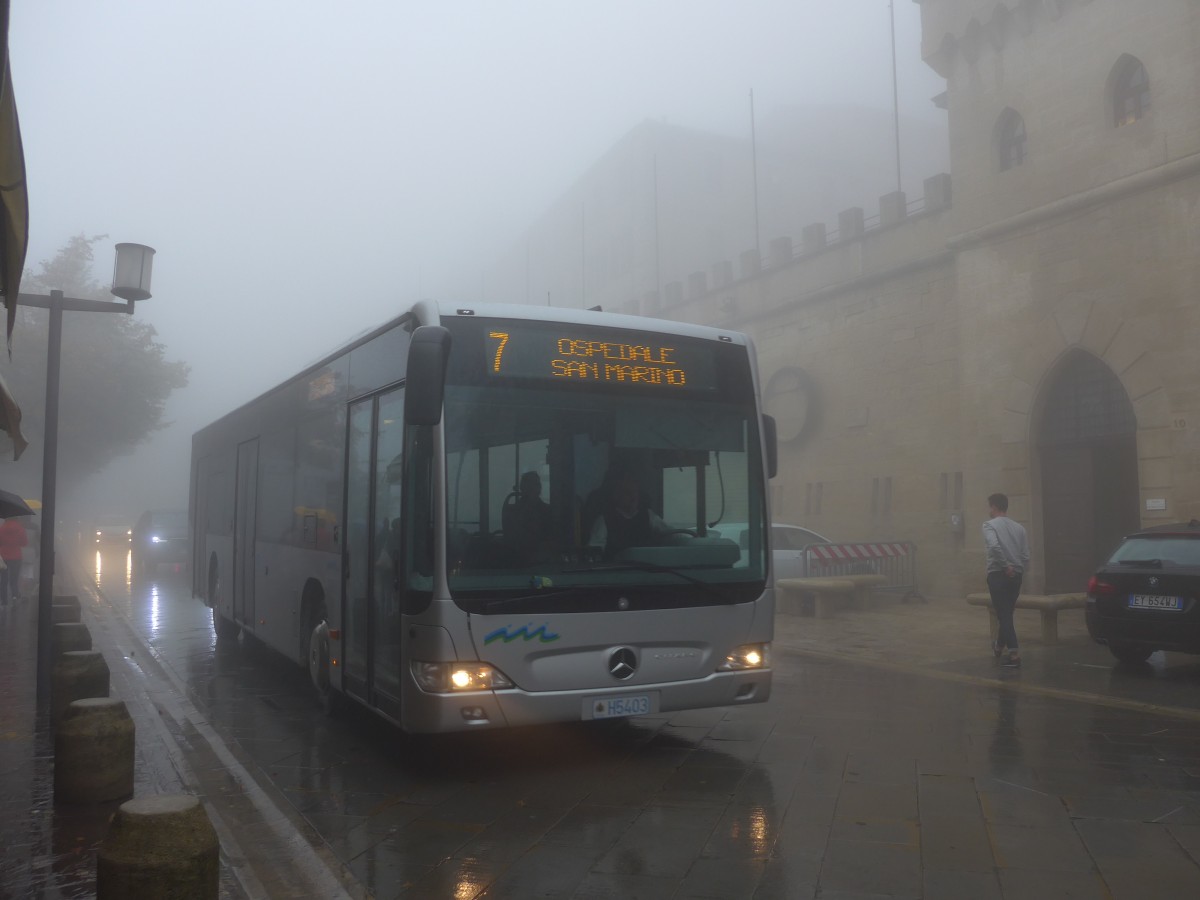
left=1087, top=576, right=1117, bottom=597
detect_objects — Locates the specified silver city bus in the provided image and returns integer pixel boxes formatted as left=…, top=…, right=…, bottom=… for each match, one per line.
left=191, top=301, right=777, bottom=733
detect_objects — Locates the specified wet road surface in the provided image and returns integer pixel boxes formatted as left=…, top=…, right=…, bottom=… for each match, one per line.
left=65, top=545, right=1200, bottom=897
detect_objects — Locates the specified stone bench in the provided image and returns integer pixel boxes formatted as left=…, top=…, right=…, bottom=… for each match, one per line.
left=966, top=592, right=1087, bottom=644
left=778, top=574, right=889, bottom=618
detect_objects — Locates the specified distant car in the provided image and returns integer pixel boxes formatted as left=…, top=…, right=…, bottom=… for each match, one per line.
left=93, top=515, right=132, bottom=546
left=1086, top=520, right=1200, bottom=664
left=710, top=521, right=833, bottom=580
left=132, top=509, right=189, bottom=573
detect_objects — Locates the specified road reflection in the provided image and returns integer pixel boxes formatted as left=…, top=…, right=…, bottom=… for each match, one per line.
left=92, top=547, right=131, bottom=592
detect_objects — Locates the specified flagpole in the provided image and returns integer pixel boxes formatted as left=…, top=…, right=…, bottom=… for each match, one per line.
left=890, top=0, right=903, bottom=193
left=744, top=89, right=763, bottom=262
left=653, top=153, right=661, bottom=306
left=750, top=89, right=761, bottom=260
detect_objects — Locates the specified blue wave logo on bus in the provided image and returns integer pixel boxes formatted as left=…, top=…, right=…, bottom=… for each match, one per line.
left=484, top=624, right=560, bottom=645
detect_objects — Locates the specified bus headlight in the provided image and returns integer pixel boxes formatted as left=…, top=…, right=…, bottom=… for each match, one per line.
left=411, top=661, right=514, bottom=693
left=718, top=643, right=770, bottom=671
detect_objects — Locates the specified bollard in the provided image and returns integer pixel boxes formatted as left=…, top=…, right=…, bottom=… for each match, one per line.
left=54, top=697, right=134, bottom=804
left=52, top=602, right=81, bottom=624
left=97, top=795, right=219, bottom=899
left=51, top=650, right=111, bottom=725
left=54, top=594, right=82, bottom=614
left=52, top=621, right=92, bottom=658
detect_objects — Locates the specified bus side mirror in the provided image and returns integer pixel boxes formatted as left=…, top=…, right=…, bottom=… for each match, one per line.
left=762, top=414, right=778, bottom=479
left=405, top=325, right=452, bottom=426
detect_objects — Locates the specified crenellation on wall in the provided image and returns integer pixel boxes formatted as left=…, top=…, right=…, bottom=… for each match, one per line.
left=879, top=191, right=908, bottom=227
left=831, top=208, right=865, bottom=247
left=687, top=186, right=955, bottom=323
left=921, top=0, right=1099, bottom=76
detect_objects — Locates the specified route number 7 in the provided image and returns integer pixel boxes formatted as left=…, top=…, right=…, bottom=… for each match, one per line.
left=489, top=331, right=510, bottom=373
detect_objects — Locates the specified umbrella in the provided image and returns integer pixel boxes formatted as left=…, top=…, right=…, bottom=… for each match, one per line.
left=0, top=487, right=34, bottom=517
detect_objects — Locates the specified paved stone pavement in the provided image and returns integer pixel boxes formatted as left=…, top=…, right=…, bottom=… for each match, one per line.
left=5, top=574, right=1200, bottom=898
left=0, top=576, right=354, bottom=899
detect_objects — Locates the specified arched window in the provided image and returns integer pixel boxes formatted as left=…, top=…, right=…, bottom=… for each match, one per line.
left=1111, top=55, right=1150, bottom=126
left=995, top=108, right=1027, bottom=171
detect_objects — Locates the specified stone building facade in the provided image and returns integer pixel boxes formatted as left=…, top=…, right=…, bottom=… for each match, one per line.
left=665, top=0, right=1200, bottom=598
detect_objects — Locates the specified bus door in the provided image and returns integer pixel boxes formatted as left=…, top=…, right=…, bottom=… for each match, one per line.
left=344, top=388, right=406, bottom=717
left=233, top=438, right=258, bottom=626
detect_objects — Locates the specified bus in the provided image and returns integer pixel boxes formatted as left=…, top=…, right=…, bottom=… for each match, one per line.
left=190, top=301, right=778, bottom=733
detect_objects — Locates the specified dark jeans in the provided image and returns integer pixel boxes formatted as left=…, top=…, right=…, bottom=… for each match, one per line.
left=0, top=559, right=20, bottom=602
left=987, top=569, right=1023, bottom=652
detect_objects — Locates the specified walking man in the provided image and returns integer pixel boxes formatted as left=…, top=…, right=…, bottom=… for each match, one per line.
left=983, top=493, right=1030, bottom=668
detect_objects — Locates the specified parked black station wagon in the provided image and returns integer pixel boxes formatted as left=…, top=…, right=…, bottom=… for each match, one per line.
left=1086, top=520, right=1200, bottom=664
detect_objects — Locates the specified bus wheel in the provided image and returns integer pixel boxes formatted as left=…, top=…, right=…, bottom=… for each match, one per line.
left=213, top=606, right=239, bottom=642
left=308, top=617, right=338, bottom=715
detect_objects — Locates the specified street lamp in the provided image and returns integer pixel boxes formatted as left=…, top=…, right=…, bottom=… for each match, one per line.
left=18, top=242, right=155, bottom=707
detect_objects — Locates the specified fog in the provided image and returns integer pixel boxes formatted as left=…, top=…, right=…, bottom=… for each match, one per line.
left=7, top=0, right=945, bottom=521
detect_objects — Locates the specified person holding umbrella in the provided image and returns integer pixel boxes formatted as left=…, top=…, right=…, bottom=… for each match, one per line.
left=0, top=489, right=35, bottom=603
left=0, top=515, right=28, bottom=603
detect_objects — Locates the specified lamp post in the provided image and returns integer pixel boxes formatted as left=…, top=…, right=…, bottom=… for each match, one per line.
left=18, top=242, right=155, bottom=707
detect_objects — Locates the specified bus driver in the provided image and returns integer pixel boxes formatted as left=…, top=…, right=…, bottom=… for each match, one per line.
left=588, top=470, right=672, bottom=559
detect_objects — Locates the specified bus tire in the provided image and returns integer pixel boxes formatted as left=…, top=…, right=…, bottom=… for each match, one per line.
left=213, top=607, right=239, bottom=642
left=307, top=617, right=339, bottom=716
left=209, top=556, right=238, bottom=642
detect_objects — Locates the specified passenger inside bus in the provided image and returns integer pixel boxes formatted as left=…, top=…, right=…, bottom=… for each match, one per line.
left=501, top=471, right=554, bottom=564
left=586, top=469, right=672, bottom=560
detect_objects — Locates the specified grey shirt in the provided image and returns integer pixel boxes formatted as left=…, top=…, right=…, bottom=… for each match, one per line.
left=983, top=515, right=1031, bottom=574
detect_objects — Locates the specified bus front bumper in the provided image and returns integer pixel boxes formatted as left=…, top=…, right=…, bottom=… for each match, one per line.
left=400, top=668, right=772, bottom=735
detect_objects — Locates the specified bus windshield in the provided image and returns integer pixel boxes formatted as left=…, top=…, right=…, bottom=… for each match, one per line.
left=438, top=315, right=769, bottom=612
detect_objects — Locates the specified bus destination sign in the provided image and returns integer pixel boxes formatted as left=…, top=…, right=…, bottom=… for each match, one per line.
left=485, top=327, right=717, bottom=390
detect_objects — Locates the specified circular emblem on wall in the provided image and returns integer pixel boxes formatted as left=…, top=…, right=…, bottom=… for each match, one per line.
left=765, top=367, right=819, bottom=444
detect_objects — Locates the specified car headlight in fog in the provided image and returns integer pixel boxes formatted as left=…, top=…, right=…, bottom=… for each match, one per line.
left=411, top=661, right=514, bottom=693
left=718, top=643, right=770, bottom=671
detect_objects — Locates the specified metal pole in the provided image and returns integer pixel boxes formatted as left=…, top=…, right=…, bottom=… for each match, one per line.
left=750, top=89, right=761, bottom=260
left=35, top=290, right=63, bottom=707
left=653, top=153, right=661, bottom=305
left=890, top=0, right=903, bottom=193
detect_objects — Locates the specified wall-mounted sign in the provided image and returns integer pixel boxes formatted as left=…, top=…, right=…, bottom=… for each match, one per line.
left=1146, top=498, right=1167, bottom=511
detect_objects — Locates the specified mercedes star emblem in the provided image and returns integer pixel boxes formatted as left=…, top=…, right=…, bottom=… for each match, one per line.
left=609, top=647, right=637, bottom=680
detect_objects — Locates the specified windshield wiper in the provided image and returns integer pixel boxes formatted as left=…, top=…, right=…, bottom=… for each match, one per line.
left=483, top=586, right=586, bottom=613
left=1118, top=558, right=1164, bottom=568
left=568, top=560, right=738, bottom=604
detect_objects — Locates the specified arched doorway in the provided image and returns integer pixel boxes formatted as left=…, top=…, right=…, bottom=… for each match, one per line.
left=1036, top=351, right=1140, bottom=593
